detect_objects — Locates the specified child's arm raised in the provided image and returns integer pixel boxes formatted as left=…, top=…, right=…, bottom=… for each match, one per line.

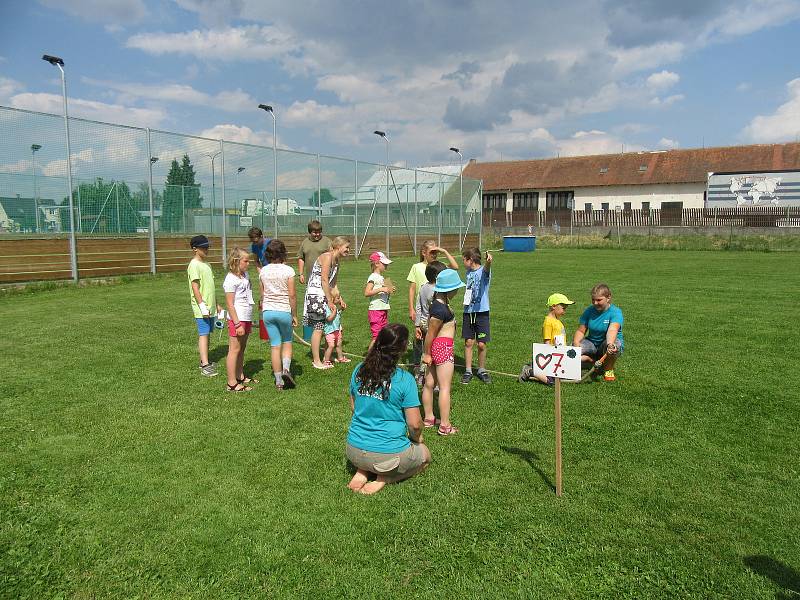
left=434, top=246, right=459, bottom=269
left=484, top=251, right=493, bottom=274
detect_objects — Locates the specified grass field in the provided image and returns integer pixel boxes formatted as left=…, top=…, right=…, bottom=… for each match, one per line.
left=2, top=248, right=799, bottom=599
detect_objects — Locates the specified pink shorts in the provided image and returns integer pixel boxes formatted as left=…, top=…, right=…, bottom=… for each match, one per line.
left=227, top=320, right=252, bottom=337
left=430, top=337, right=454, bottom=365
left=368, top=309, right=389, bottom=339
left=325, top=330, right=341, bottom=346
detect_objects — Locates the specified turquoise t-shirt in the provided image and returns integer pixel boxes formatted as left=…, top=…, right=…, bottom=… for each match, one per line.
left=579, top=304, right=624, bottom=346
left=347, top=364, right=420, bottom=454
left=464, top=265, right=491, bottom=313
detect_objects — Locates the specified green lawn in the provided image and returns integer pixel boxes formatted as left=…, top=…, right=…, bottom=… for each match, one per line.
left=1, top=249, right=799, bottom=599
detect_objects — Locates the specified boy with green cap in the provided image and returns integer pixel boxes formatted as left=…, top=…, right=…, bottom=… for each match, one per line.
left=519, top=292, right=575, bottom=384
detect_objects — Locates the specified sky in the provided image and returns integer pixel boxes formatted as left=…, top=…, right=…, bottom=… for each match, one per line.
left=1, top=0, right=800, bottom=176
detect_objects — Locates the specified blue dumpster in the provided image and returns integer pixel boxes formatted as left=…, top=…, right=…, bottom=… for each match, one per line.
left=503, top=235, right=536, bottom=252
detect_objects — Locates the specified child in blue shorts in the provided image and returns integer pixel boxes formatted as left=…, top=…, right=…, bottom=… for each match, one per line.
left=572, top=283, right=624, bottom=382
left=461, top=247, right=493, bottom=384
left=187, top=235, right=220, bottom=376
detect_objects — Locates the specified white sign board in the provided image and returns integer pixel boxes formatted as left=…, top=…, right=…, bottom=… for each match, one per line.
left=532, top=344, right=582, bottom=381
left=239, top=216, right=253, bottom=227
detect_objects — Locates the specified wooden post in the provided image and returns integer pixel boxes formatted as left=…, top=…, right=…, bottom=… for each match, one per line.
left=554, top=377, right=563, bottom=497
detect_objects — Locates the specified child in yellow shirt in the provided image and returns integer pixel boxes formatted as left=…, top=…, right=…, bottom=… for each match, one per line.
left=519, top=293, right=575, bottom=384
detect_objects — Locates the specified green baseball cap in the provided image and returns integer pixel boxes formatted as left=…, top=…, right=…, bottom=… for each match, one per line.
left=547, top=293, right=574, bottom=307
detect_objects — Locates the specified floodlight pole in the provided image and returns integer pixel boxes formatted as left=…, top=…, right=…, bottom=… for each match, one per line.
left=204, top=151, right=221, bottom=235
left=374, top=130, right=389, bottom=256
left=31, top=144, right=42, bottom=233
left=258, top=104, right=278, bottom=238
left=219, top=140, right=227, bottom=261
left=236, top=167, right=245, bottom=224
left=147, top=132, right=158, bottom=274
left=450, top=147, right=463, bottom=249
left=43, top=54, right=78, bottom=281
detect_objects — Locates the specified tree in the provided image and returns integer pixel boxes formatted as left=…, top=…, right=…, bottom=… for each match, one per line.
left=161, top=154, right=202, bottom=232
left=309, top=188, right=337, bottom=206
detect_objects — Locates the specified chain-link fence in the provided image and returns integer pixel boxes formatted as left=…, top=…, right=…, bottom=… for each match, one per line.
left=0, top=105, right=481, bottom=282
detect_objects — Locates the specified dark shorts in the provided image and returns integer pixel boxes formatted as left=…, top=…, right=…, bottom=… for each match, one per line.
left=462, top=311, right=490, bottom=343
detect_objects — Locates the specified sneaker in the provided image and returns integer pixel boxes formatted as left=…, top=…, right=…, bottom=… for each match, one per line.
left=603, top=369, right=616, bottom=382
left=476, top=370, right=492, bottom=384
left=518, top=364, right=534, bottom=382
left=461, top=371, right=473, bottom=384
left=200, top=363, right=218, bottom=377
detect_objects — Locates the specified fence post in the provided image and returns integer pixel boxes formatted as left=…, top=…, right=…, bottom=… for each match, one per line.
left=220, top=139, right=227, bottom=262
left=437, top=176, right=443, bottom=246
left=414, top=169, right=418, bottom=255
left=353, top=160, right=359, bottom=256
left=115, top=184, right=121, bottom=234
left=317, top=153, right=322, bottom=222
left=181, top=186, right=185, bottom=234
left=146, top=128, right=156, bottom=274
left=386, top=167, right=390, bottom=258
left=478, top=180, right=483, bottom=251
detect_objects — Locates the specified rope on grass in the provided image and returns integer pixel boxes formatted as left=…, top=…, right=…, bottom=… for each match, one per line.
left=290, top=330, right=521, bottom=379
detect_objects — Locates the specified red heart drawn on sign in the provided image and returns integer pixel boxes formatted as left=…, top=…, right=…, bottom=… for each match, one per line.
left=535, top=353, right=552, bottom=370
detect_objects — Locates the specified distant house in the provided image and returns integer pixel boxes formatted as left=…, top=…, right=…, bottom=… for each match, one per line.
left=463, top=142, right=800, bottom=223
left=0, top=195, right=60, bottom=232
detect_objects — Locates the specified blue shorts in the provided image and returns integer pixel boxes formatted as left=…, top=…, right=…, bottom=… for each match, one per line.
left=195, top=316, right=215, bottom=336
left=262, top=310, right=293, bottom=347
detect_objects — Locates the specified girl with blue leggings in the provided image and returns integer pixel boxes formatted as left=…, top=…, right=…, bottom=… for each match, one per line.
left=258, top=239, right=298, bottom=390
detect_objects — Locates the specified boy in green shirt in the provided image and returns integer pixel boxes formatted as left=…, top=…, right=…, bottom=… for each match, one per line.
left=187, top=235, right=219, bottom=376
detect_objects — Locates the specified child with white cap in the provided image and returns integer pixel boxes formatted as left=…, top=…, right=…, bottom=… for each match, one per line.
left=364, top=251, right=396, bottom=347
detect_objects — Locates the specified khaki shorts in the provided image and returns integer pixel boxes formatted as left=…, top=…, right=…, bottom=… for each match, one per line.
left=346, top=442, right=430, bottom=483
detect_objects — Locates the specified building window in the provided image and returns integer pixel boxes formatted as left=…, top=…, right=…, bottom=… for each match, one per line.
left=642, top=201, right=650, bottom=211
left=638, top=165, right=647, bottom=172
left=624, top=202, right=632, bottom=212
left=584, top=203, right=592, bottom=212
left=601, top=202, right=609, bottom=211
left=482, top=193, right=506, bottom=210
left=546, top=191, right=574, bottom=209
left=599, top=167, right=608, bottom=174
left=513, top=192, right=539, bottom=209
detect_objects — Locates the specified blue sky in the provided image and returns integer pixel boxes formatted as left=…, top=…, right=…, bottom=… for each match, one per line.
left=1, top=0, right=800, bottom=173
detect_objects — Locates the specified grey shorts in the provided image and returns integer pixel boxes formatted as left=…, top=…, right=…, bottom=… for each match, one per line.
left=580, top=338, right=624, bottom=359
left=346, top=442, right=430, bottom=483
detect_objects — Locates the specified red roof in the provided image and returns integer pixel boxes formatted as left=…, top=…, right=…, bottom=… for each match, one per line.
left=463, top=142, right=800, bottom=190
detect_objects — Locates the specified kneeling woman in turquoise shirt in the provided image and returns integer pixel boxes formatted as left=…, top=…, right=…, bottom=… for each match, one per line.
left=346, top=324, right=431, bottom=495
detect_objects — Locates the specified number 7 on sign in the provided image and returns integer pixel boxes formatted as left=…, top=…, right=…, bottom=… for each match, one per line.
left=532, top=344, right=582, bottom=381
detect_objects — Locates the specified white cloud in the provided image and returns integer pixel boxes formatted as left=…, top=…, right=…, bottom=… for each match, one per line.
left=41, top=148, right=95, bottom=177
left=658, top=137, right=680, bottom=149
left=646, top=70, right=680, bottom=91
left=198, top=124, right=271, bottom=145
left=0, top=77, right=24, bottom=102
left=37, top=0, right=147, bottom=24
left=649, top=94, right=685, bottom=107
left=126, top=25, right=296, bottom=62
left=82, top=77, right=256, bottom=112
left=741, top=78, right=800, bottom=143
left=9, top=92, right=166, bottom=128
left=736, top=82, right=752, bottom=92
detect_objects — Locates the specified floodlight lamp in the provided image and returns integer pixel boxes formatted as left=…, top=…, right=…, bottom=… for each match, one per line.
left=31, top=144, right=42, bottom=152
left=42, top=54, right=64, bottom=66
left=373, top=130, right=386, bottom=138
left=150, top=157, right=159, bottom=164
left=258, top=104, right=273, bottom=112
left=237, top=167, right=246, bottom=173
left=449, top=147, right=460, bottom=153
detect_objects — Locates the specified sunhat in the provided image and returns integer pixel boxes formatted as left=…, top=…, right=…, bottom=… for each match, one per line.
left=369, top=251, right=392, bottom=264
left=434, top=269, right=466, bottom=292
left=547, top=292, right=575, bottom=307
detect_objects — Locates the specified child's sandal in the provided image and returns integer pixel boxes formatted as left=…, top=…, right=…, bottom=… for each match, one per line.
left=437, top=424, right=459, bottom=436
left=226, top=382, right=253, bottom=392
left=238, top=377, right=259, bottom=385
